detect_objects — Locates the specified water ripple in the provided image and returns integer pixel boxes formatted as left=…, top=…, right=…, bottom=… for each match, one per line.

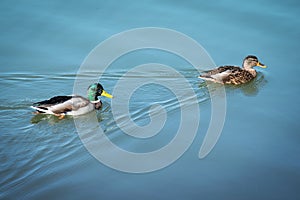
left=0, top=68, right=212, bottom=198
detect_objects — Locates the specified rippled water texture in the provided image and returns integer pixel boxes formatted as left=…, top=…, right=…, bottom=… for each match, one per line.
left=1, top=0, right=300, bottom=199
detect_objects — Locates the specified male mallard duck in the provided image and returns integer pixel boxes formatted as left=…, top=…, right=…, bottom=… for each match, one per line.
left=199, top=55, right=267, bottom=85
left=31, top=83, right=113, bottom=119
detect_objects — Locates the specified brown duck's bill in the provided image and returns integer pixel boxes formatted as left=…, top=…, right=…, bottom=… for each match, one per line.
left=101, top=90, right=113, bottom=98
left=257, top=62, right=267, bottom=68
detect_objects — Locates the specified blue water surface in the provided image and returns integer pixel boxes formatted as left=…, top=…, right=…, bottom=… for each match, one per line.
left=0, top=0, right=300, bottom=199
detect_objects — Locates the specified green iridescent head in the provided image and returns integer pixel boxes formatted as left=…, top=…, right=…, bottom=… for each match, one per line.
left=87, top=83, right=113, bottom=101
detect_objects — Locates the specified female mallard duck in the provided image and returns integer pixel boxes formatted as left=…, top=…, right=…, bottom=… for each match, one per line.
left=31, top=83, right=113, bottom=119
left=199, top=55, right=267, bottom=85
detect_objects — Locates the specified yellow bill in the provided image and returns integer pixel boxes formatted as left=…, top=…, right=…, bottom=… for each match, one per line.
left=101, top=90, right=113, bottom=98
left=257, top=62, right=267, bottom=68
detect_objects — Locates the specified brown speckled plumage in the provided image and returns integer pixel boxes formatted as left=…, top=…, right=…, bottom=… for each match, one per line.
left=199, top=55, right=266, bottom=85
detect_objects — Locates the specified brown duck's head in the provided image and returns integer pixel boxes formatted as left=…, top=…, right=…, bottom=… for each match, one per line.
left=243, top=55, right=267, bottom=69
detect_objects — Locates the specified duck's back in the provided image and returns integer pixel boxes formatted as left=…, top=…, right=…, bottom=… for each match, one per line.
left=33, top=96, right=73, bottom=106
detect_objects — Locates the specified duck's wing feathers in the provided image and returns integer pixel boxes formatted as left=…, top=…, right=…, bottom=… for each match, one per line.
left=33, top=96, right=72, bottom=106
left=200, top=66, right=255, bottom=84
left=200, top=66, right=241, bottom=76
left=32, top=96, right=90, bottom=114
left=222, top=68, right=255, bottom=84
left=69, top=96, right=91, bottom=110
left=199, top=66, right=241, bottom=83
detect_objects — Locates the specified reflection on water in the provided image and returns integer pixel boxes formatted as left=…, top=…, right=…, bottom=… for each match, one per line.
left=30, top=114, right=65, bottom=124
left=0, top=66, right=297, bottom=199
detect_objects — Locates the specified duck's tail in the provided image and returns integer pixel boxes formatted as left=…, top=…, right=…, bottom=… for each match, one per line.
left=30, top=106, right=55, bottom=115
left=198, top=74, right=224, bottom=84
